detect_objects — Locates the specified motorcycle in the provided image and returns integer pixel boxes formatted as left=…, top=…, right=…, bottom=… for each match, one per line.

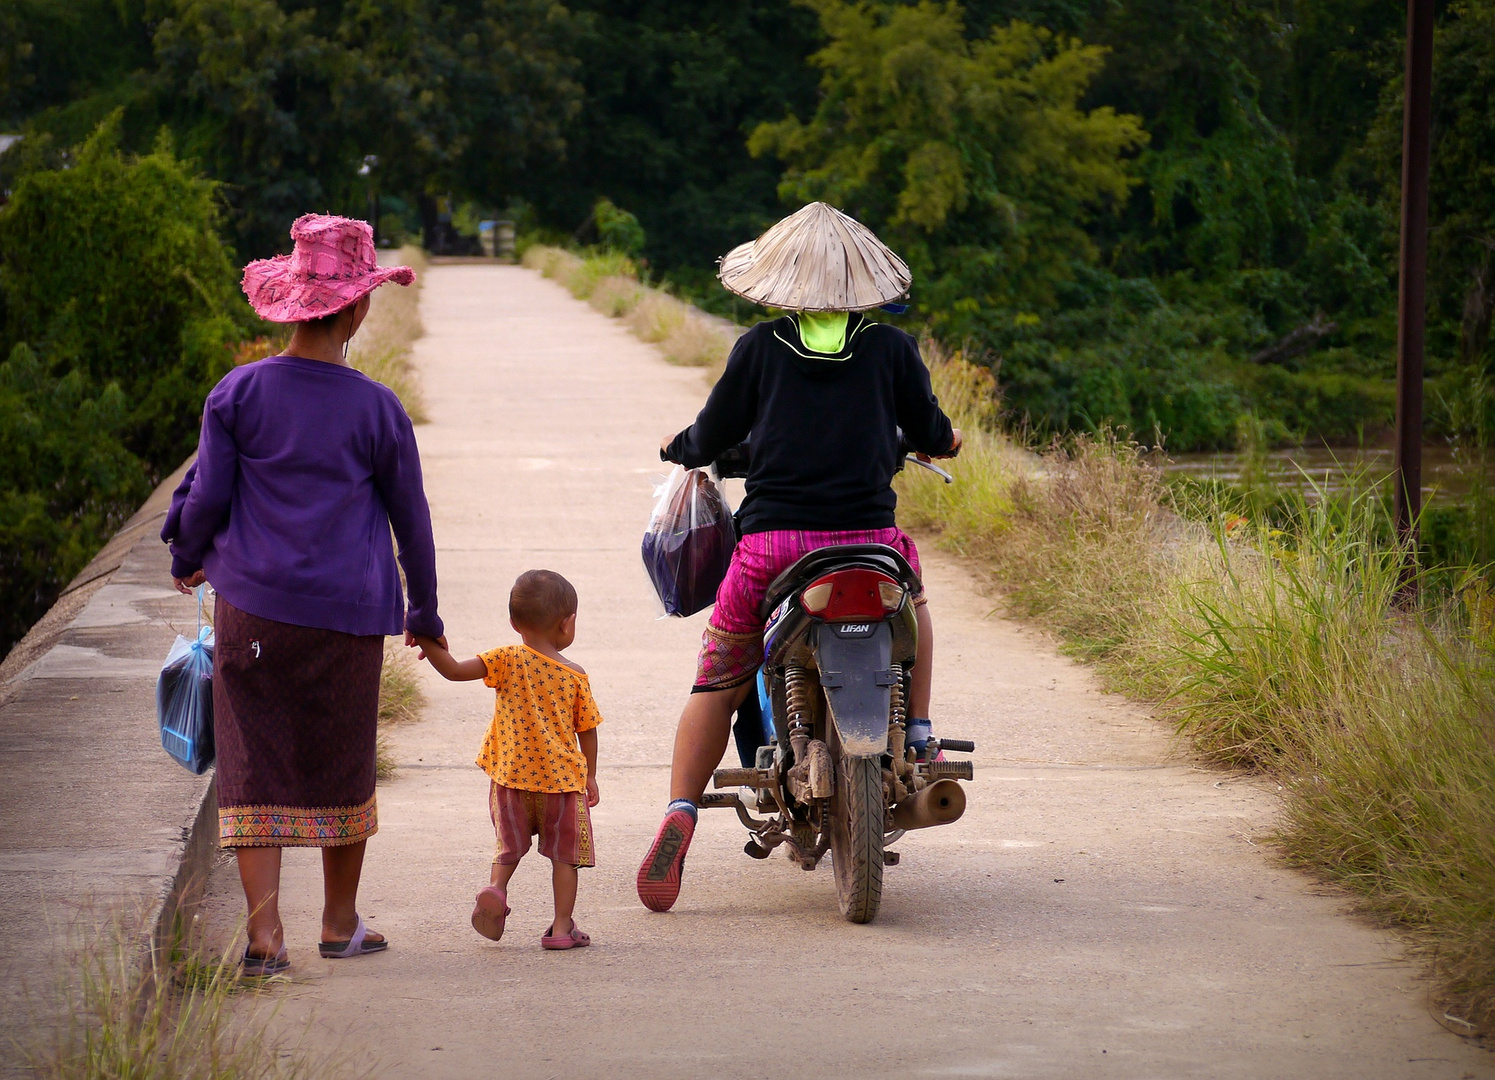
left=698, top=438, right=975, bottom=923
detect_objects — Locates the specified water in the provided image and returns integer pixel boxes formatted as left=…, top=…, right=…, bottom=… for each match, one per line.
left=1165, top=445, right=1490, bottom=503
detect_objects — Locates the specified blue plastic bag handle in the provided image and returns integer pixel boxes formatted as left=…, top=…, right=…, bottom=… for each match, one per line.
left=192, top=586, right=212, bottom=651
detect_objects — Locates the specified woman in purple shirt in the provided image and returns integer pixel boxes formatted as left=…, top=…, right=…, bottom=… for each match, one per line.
left=165, top=215, right=442, bottom=975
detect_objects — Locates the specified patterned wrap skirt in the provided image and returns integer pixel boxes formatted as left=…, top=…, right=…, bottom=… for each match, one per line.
left=694, top=527, right=925, bottom=692
left=213, top=596, right=383, bottom=847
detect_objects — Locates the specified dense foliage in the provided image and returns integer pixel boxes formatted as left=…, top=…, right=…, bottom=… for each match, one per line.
left=745, top=0, right=1475, bottom=449
left=0, top=117, right=252, bottom=651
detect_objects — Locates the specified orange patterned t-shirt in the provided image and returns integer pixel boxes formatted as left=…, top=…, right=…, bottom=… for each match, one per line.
left=474, top=645, right=603, bottom=793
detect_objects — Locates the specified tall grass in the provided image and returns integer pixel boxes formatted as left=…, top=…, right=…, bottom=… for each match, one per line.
left=353, top=245, right=433, bottom=779
left=900, top=346, right=1495, bottom=1031
left=375, top=639, right=426, bottom=781
left=522, top=244, right=735, bottom=374
left=349, top=244, right=429, bottom=422
left=23, top=919, right=354, bottom=1078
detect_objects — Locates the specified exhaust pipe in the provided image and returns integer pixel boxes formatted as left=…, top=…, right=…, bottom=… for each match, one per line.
left=890, top=779, right=966, bottom=831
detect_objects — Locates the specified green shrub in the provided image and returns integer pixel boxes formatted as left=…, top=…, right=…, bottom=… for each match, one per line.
left=593, top=197, right=646, bottom=258
left=568, top=251, right=636, bottom=299
left=1240, top=367, right=1395, bottom=444
left=0, top=113, right=250, bottom=654
left=0, top=113, right=253, bottom=469
left=0, top=344, right=149, bottom=649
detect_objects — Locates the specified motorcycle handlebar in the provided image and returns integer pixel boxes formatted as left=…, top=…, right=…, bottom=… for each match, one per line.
left=712, top=441, right=752, bottom=480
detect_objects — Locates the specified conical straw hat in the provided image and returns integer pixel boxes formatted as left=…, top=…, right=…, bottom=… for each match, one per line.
left=717, top=202, right=911, bottom=312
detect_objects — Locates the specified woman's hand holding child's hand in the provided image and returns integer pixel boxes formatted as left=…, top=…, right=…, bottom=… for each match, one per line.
left=405, top=630, right=448, bottom=660
left=412, top=635, right=488, bottom=682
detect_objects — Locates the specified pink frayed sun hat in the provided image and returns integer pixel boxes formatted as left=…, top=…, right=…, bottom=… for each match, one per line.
left=242, top=214, right=415, bottom=323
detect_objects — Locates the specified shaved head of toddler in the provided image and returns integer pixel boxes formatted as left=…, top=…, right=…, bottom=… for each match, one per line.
left=509, top=570, right=578, bottom=631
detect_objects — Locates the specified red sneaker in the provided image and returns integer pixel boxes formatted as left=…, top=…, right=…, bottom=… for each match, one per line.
left=636, top=809, right=695, bottom=912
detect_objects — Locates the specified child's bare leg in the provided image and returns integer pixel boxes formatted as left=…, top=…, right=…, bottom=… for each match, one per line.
left=550, top=860, right=578, bottom=936
left=236, top=846, right=284, bottom=957
left=490, top=860, right=519, bottom=890
left=910, top=601, right=935, bottom=719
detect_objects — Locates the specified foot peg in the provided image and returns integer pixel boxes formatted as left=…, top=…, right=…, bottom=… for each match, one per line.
left=713, top=767, right=774, bottom=789
left=935, top=738, right=975, bottom=753
left=925, top=759, right=974, bottom=781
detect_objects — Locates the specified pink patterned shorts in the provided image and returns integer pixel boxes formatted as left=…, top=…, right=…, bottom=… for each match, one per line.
left=694, top=527, right=923, bottom=691
left=489, top=783, right=595, bottom=868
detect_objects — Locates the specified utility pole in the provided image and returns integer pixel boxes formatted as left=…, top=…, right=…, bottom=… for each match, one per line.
left=1393, top=0, right=1435, bottom=592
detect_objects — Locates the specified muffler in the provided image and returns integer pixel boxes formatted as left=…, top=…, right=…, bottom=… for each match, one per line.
left=890, top=779, right=966, bottom=830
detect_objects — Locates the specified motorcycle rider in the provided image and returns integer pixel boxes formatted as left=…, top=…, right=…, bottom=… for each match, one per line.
left=637, top=202, right=962, bottom=913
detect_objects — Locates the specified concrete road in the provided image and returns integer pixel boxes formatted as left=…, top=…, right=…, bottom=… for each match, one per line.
left=204, top=264, right=1492, bottom=1079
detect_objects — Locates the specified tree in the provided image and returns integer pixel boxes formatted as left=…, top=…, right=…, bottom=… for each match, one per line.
left=0, top=0, right=154, bottom=134
left=150, top=0, right=360, bottom=257
left=337, top=0, right=583, bottom=232
left=520, top=0, right=825, bottom=276
left=0, top=344, right=149, bottom=653
left=1424, top=0, right=1495, bottom=369
left=1075, top=0, right=1308, bottom=281
left=750, top=1, right=1147, bottom=322
left=0, top=112, right=251, bottom=470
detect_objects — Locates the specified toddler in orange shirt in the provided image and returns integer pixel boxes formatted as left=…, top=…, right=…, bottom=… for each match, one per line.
left=415, top=569, right=602, bottom=950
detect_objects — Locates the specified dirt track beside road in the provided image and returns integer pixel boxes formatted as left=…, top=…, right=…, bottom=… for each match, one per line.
left=203, top=263, right=1492, bottom=1079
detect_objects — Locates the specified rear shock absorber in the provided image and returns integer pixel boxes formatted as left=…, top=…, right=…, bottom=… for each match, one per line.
left=784, top=664, right=813, bottom=762
left=885, top=664, right=910, bottom=800
left=887, top=663, right=906, bottom=747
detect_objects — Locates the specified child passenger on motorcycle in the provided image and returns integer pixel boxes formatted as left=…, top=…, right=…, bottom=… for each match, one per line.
left=636, top=202, right=961, bottom=914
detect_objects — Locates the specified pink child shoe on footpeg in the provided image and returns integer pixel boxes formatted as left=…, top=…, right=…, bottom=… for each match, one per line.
left=636, top=808, right=695, bottom=912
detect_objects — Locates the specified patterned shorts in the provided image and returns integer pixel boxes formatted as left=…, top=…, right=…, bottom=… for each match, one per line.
left=489, top=783, right=595, bottom=868
left=694, top=527, right=924, bottom=692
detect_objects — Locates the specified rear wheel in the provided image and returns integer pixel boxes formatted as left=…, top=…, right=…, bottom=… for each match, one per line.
left=831, top=754, right=885, bottom=923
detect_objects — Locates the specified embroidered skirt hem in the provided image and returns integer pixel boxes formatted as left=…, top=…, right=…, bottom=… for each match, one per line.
left=219, top=797, right=378, bottom=848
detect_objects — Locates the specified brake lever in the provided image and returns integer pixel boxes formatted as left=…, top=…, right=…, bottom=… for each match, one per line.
left=905, top=454, right=954, bottom=484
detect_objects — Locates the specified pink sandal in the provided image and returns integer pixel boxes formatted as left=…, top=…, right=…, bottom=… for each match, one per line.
left=541, top=923, right=590, bottom=950
left=471, top=886, right=511, bottom=941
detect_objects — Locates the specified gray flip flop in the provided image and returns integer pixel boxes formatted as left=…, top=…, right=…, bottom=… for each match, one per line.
left=240, top=944, right=290, bottom=977
left=319, top=915, right=388, bottom=959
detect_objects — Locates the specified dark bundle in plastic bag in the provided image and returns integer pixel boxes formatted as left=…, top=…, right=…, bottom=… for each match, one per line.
left=157, top=625, right=215, bottom=774
left=642, top=465, right=736, bottom=617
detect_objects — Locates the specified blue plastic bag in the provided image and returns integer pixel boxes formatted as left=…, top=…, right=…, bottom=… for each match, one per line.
left=157, top=618, right=215, bottom=775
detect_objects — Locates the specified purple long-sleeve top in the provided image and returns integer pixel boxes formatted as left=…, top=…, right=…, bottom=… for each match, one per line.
left=163, top=355, right=443, bottom=639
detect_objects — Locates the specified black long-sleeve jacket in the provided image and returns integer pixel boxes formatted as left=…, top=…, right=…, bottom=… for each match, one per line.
left=665, top=314, right=955, bottom=534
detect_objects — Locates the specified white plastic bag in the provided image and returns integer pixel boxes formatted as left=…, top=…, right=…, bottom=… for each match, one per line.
left=641, top=465, right=735, bottom=617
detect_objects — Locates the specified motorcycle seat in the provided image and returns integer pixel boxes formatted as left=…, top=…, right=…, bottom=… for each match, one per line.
left=759, top=543, right=922, bottom=620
